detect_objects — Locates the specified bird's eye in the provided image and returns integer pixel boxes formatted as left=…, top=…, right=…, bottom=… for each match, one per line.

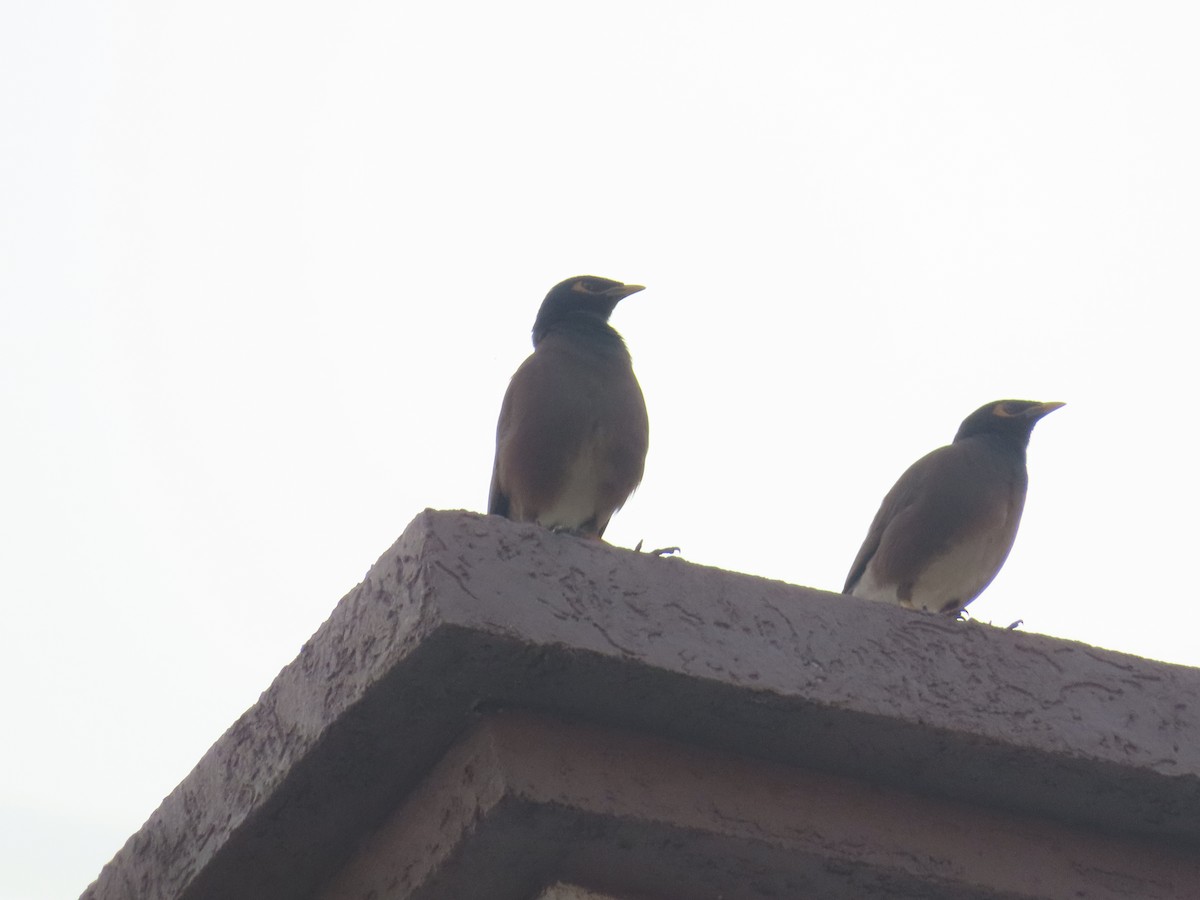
left=994, top=403, right=1019, bottom=418
left=571, top=280, right=598, bottom=294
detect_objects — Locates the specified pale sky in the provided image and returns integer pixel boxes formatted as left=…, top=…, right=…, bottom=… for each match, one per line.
left=3, top=3, right=1199, bottom=898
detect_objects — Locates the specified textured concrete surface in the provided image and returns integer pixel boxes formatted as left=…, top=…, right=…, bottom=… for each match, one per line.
left=81, top=509, right=1200, bottom=900
left=320, top=713, right=1200, bottom=900
left=537, top=886, right=626, bottom=900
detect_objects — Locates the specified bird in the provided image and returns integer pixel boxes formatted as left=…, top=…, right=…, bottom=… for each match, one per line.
left=488, top=275, right=649, bottom=539
left=843, top=399, right=1064, bottom=615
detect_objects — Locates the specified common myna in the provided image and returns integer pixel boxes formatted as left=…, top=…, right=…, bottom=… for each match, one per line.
left=488, top=276, right=648, bottom=539
left=844, top=399, right=1063, bottom=614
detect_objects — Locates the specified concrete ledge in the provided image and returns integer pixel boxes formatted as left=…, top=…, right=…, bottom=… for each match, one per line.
left=537, top=887, right=625, bottom=900
left=320, top=713, right=1200, bottom=900
left=81, top=509, right=1200, bottom=900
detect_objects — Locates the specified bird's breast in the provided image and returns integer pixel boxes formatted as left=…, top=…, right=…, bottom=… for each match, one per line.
left=905, top=517, right=1018, bottom=612
left=534, top=438, right=608, bottom=531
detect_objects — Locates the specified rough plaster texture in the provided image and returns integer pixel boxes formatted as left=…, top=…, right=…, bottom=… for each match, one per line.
left=537, top=886, right=626, bottom=900
left=81, top=509, right=1200, bottom=900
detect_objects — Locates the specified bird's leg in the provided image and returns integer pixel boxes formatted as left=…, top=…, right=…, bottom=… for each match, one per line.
left=549, top=525, right=600, bottom=540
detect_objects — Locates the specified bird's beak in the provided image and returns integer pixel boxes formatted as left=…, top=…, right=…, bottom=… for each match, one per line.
left=1028, top=401, right=1066, bottom=419
left=606, top=283, right=645, bottom=301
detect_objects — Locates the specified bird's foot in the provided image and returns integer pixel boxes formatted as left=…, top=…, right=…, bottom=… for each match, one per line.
left=1006, top=619, right=1024, bottom=630
left=633, top=539, right=681, bottom=557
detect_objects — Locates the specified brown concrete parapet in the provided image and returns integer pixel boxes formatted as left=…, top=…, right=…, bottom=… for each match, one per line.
left=82, top=509, right=1200, bottom=900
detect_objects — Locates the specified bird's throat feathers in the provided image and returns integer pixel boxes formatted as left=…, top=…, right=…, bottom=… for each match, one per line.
left=533, top=315, right=629, bottom=355
left=957, top=429, right=1032, bottom=461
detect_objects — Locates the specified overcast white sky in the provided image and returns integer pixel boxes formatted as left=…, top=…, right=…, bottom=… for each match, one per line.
left=3, top=3, right=1199, bottom=898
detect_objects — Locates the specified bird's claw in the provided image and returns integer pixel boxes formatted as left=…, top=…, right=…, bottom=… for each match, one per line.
left=634, top=540, right=680, bottom=557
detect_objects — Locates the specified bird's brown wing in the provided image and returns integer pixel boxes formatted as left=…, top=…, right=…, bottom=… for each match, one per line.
left=488, top=342, right=596, bottom=525
left=488, top=359, right=535, bottom=519
left=487, top=366, right=516, bottom=517
left=487, top=456, right=510, bottom=518
left=590, top=363, right=648, bottom=537
left=843, top=446, right=946, bottom=595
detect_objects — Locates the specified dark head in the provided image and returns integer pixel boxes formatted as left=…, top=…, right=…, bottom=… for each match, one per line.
left=531, top=276, right=645, bottom=346
left=954, top=399, right=1065, bottom=446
